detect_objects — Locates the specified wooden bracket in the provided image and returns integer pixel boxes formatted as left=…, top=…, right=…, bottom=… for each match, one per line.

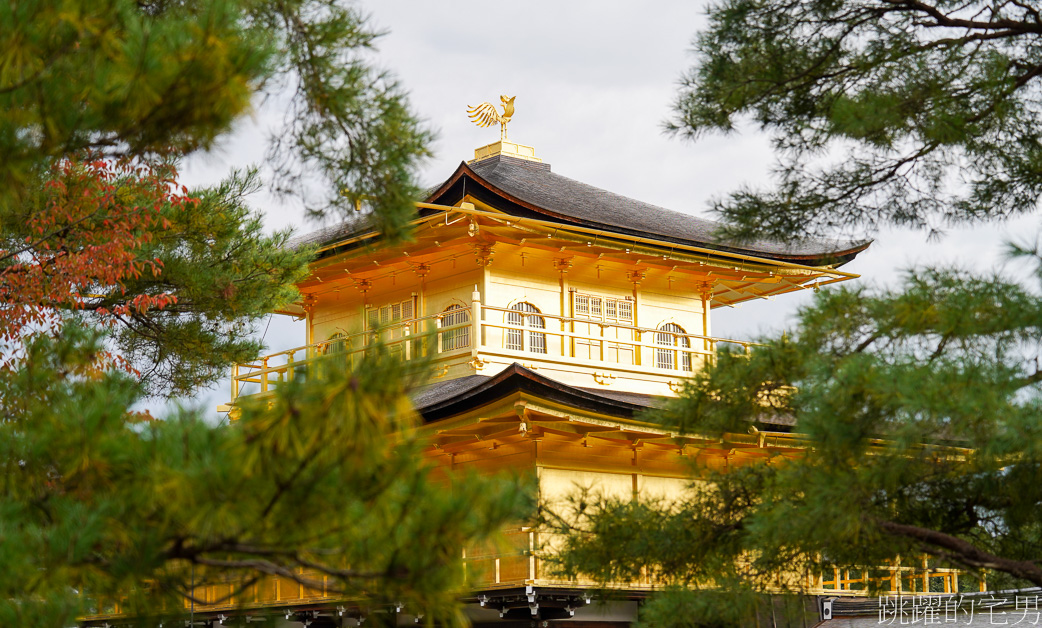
left=475, top=243, right=495, bottom=266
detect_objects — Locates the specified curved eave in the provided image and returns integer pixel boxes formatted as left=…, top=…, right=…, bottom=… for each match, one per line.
left=415, top=363, right=799, bottom=434
left=417, top=363, right=653, bottom=423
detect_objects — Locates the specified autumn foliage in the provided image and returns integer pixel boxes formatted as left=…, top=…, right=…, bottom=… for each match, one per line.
left=0, top=159, right=196, bottom=371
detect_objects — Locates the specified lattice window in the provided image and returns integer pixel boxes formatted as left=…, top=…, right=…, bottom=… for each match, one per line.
left=506, top=302, right=547, bottom=354
left=365, top=298, right=417, bottom=355
left=366, top=298, right=416, bottom=330
left=573, top=292, right=633, bottom=323
left=575, top=294, right=589, bottom=315
left=439, top=304, right=471, bottom=351
left=617, top=300, right=632, bottom=322
left=528, top=308, right=546, bottom=353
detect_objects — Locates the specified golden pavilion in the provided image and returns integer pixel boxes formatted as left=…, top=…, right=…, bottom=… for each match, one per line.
left=87, top=111, right=987, bottom=627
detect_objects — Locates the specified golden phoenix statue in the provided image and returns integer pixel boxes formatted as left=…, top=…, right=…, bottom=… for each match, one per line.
left=467, top=95, right=515, bottom=141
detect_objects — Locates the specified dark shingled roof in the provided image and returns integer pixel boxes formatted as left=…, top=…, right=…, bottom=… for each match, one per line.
left=409, top=369, right=669, bottom=416
left=411, top=363, right=794, bottom=430
left=286, top=215, right=372, bottom=250
left=411, top=374, right=491, bottom=409
left=425, top=155, right=869, bottom=264
left=414, top=363, right=655, bottom=423
left=291, top=153, right=869, bottom=265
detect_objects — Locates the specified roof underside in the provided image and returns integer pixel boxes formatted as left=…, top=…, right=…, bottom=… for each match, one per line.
left=290, top=153, right=868, bottom=309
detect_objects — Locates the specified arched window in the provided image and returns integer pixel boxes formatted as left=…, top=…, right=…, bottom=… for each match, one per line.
left=506, top=302, right=546, bottom=354
left=439, top=304, right=470, bottom=351
left=656, top=323, right=692, bottom=371
left=323, top=331, right=349, bottom=355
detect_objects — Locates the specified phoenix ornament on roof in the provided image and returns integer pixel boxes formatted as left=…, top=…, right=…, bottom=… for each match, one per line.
left=467, top=95, right=515, bottom=141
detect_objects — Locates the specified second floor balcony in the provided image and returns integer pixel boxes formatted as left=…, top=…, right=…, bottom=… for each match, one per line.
left=229, top=289, right=756, bottom=403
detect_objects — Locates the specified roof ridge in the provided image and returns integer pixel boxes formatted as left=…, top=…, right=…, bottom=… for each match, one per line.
left=471, top=153, right=552, bottom=172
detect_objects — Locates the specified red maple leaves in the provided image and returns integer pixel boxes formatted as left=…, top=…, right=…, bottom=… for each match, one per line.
left=0, top=158, right=197, bottom=371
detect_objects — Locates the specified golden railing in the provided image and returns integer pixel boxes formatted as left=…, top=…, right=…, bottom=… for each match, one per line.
left=229, top=291, right=757, bottom=402
left=229, top=308, right=465, bottom=401
left=87, top=554, right=981, bottom=623
left=819, top=559, right=985, bottom=595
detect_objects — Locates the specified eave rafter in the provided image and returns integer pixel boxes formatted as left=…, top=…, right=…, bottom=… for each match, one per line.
left=433, top=423, right=524, bottom=445
left=426, top=403, right=721, bottom=452
left=297, top=200, right=859, bottom=308
left=422, top=403, right=812, bottom=463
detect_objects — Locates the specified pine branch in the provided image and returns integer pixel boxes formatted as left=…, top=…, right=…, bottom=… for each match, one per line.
left=881, top=0, right=1042, bottom=34
left=874, top=518, right=1042, bottom=585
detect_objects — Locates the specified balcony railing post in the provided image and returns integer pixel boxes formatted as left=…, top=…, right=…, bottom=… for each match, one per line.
left=471, top=288, right=482, bottom=361
left=436, top=313, right=443, bottom=354
left=529, top=530, right=536, bottom=581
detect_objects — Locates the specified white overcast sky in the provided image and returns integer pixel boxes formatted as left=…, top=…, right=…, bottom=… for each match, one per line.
left=176, top=0, right=1039, bottom=413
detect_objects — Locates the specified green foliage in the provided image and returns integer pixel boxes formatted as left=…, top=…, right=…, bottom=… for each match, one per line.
left=552, top=2, right=1042, bottom=625
left=0, top=159, right=312, bottom=397
left=0, top=0, right=430, bottom=239
left=0, top=2, right=521, bottom=626
left=97, top=168, right=313, bottom=396
left=552, top=254, right=1042, bottom=625
left=0, top=326, right=531, bottom=628
left=249, top=0, right=433, bottom=240
left=674, top=0, right=1042, bottom=240
left=1, top=0, right=432, bottom=393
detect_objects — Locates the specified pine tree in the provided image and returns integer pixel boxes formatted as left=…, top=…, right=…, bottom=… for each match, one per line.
left=0, top=2, right=531, bottom=627
left=1, top=159, right=311, bottom=397
left=0, top=0, right=430, bottom=239
left=1, top=328, right=530, bottom=628
left=1, top=0, right=433, bottom=393
left=550, top=2, right=1042, bottom=625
